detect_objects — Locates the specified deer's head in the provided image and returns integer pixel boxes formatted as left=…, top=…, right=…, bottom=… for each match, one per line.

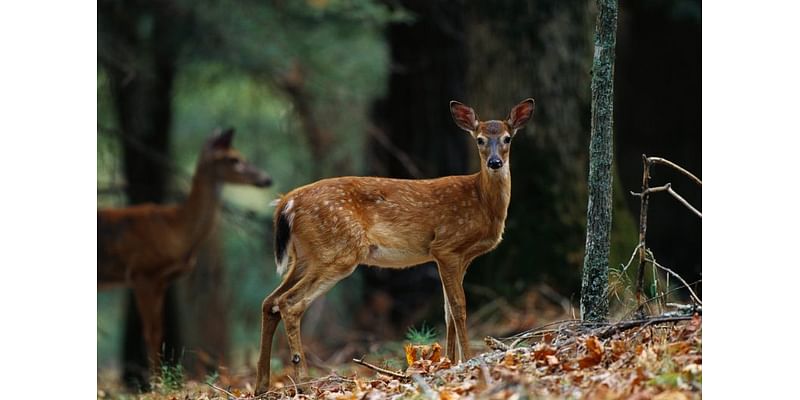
left=201, top=128, right=272, bottom=188
left=450, top=98, right=535, bottom=173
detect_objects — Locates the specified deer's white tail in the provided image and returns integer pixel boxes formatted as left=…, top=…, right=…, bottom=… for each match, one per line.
left=274, top=199, right=294, bottom=276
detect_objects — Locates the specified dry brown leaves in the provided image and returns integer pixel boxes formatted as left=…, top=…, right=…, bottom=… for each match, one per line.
left=105, top=316, right=702, bottom=400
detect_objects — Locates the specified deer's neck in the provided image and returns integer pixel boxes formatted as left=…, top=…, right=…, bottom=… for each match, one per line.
left=179, top=164, right=222, bottom=253
left=477, top=164, right=512, bottom=222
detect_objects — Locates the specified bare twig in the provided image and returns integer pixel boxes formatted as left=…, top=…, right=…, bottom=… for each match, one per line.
left=647, top=254, right=703, bottom=306
left=648, top=157, right=702, bottom=186
left=635, top=154, right=652, bottom=305
left=631, top=154, right=702, bottom=307
left=353, top=357, right=408, bottom=380
left=484, top=336, right=508, bottom=351
left=666, top=185, right=702, bottom=218
left=622, top=279, right=701, bottom=320
left=632, top=184, right=701, bottom=218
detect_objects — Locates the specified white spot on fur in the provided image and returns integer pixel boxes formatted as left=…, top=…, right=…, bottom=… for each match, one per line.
left=276, top=255, right=289, bottom=276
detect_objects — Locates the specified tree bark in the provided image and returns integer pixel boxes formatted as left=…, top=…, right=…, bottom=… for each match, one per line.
left=99, top=1, right=186, bottom=388
left=580, top=0, right=618, bottom=323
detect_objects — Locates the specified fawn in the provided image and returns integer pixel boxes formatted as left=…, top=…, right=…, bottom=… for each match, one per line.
left=255, top=98, right=535, bottom=392
left=98, top=128, right=271, bottom=371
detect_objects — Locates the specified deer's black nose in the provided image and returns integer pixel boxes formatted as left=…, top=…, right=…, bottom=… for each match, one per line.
left=256, top=175, right=273, bottom=187
left=487, top=157, right=503, bottom=170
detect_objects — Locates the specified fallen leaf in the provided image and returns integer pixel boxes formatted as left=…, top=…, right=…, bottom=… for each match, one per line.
left=610, top=340, right=626, bottom=360
left=405, top=343, right=417, bottom=366
left=578, top=336, right=604, bottom=369
left=545, top=355, right=560, bottom=366
left=503, top=351, right=519, bottom=368
left=532, top=343, right=557, bottom=361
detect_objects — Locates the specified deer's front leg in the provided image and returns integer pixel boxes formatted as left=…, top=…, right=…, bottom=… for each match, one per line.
left=442, top=285, right=457, bottom=361
left=132, top=279, right=166, bottom=372
left=434, top=255, right=471, bottom=363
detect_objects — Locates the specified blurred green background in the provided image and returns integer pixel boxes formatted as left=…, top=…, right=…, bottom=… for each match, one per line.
left=97, top=0, right=700, bottom=386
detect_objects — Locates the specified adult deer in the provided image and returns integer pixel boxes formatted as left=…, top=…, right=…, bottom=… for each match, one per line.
left=98, top=128, right=271, bottom=371
left=255, top=99, right=534, bottom=393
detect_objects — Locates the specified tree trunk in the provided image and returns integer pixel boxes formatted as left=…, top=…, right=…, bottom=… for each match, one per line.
left=360, top=0, right=469, bottom=334
left=109, top=64, right=183, bottom=389
left=99, top=1, right=185, bottom=389
left=580, top=0, right=618, bottom=323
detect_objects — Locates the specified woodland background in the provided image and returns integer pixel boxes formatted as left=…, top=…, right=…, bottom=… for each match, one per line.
left=97, top=0, right=701, bottom=387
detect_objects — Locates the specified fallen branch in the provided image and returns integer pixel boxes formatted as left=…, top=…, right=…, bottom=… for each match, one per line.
left=353, top=357, right=408, bottom=380
left=592, top=314, right=696, bottom=340
left=206, top=382, right=238, bottom=398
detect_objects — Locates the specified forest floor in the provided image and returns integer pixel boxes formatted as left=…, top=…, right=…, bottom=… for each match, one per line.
left=97, top=314, right=701, bottom=399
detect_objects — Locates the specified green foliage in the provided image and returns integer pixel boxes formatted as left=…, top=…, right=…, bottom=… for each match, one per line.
left=155, top=363, right=185, bottom=393
left=204, top=371, right=219, bottom=386
left=405, top=322, right=438, bottom=345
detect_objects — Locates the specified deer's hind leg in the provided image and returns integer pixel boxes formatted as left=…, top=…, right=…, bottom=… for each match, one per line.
left=255, top=261, right=303, bottom=394
left=275, top=259, right=358, bottom=384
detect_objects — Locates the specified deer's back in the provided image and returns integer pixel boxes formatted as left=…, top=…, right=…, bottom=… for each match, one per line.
left=280, top=174, right=504, bottom=267
left=97, top=204, right=187, bottom=287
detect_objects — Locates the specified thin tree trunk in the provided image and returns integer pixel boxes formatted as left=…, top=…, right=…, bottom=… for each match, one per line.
left=580, top=0, right=618, bottom=322
left=99, top=1, right=184, bottom=388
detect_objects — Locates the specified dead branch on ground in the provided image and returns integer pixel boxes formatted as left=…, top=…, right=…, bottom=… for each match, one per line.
left=353, top=357, right=409, bottom=380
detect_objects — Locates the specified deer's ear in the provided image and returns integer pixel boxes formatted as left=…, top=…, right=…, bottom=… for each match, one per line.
left=507, top=98, right=535, bottom=131
left=450, top=101, right=479, bottom=133
left=210, top=127, right=235, bottom=149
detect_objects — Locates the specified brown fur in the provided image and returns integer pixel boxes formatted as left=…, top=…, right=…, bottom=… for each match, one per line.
left=255, top=99, right=535, bottom=393
left=97, top=129, right=271, bottom=370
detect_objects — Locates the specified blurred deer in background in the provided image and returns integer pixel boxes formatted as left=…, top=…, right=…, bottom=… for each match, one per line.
left=255, top=99, right=535, bottom=392
left=98, top=128, right=272, bottom=371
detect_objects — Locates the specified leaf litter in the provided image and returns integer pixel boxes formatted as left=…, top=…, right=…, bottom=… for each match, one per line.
left=101, top=314, right=701, bottom=399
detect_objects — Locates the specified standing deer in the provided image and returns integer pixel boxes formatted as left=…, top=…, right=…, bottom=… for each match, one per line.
left=98, top=128, right=271, bottom=371
left=255, top=99, right=535, bottom=392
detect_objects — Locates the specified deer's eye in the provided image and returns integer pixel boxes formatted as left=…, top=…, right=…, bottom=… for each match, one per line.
left=476, top=137, right=486, bottom=146
left=503, top=136, right=511, bottom=144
